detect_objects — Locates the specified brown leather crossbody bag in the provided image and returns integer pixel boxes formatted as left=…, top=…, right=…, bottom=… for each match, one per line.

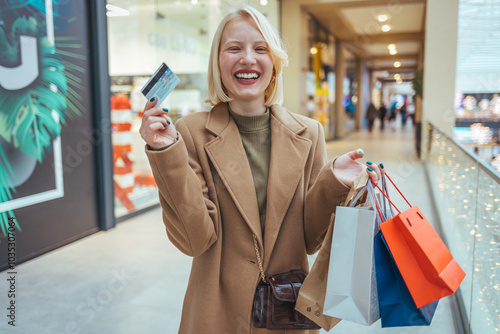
left=251, top=235, right=321, bottom=330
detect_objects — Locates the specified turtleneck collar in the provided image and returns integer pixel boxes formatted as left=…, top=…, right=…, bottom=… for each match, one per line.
left=227, top=104, right=271, bottom=132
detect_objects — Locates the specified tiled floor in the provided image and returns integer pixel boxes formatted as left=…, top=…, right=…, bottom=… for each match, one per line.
left=0, top=120, right=460, bottom=334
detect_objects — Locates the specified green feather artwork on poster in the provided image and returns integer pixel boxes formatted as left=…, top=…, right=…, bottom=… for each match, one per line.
left=0, top=0, right=85, bottom=239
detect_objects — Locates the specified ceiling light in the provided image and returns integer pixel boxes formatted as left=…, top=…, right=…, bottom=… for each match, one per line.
left=192, top=0, right=198, bottom=4
left=389, top=49, right=398, bottom=55
left=310, top=47, right=318, bottom=55
left=388, top=44, right=396, bottom=50
left=260, top=0, right=268, bottom=5
left=394, top=74, right=401, bottom=80
left=394, top=61, right=401, bottom=68
left=396, top=78, right=403, bottom=84
left=378, top=15, right=388, bottom=22
left=106, top=4, right=130, bottom=17
left=381, top=25, right=391, bottom=32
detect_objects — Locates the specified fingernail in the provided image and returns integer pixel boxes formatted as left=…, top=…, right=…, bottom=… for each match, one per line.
left=162, top=108, right=169, bottom=112
left=167, top=120, right=171, bottom=125
left=367, top=161, right=373, bottom=165
left=162, top=124, right=166, bottom=128
left=367, top=166, right=373, bottom=172
left=150, top=97, right=155, bottom=102
left=358, top=149, right=364, bottom=155
left=380, top=163, right=385, bottom=169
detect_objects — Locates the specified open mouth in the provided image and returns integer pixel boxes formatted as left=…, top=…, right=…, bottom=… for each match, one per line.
left=234, top=72, right=260, bottom=80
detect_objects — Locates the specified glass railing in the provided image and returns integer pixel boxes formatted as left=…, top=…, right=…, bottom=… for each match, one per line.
left=426, top=123, right=500, bottom=334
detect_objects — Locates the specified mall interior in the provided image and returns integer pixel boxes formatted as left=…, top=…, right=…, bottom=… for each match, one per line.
left=0, top=0, right=498, bottom=333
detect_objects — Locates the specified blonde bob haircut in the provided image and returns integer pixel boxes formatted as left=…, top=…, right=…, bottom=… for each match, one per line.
left=206, top=5, right=288, bottom=106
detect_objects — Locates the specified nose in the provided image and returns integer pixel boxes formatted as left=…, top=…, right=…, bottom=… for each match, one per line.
left=239, top=48, right=256, bottom=65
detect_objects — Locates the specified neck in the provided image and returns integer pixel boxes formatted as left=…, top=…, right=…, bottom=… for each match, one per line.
left=228, top=99, right=267, bottom=116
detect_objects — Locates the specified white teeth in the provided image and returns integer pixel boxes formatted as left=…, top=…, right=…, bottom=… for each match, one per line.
left=235, top=72, right=259, bottom=79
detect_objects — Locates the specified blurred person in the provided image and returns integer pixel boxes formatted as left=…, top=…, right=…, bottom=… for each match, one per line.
left=365, top=102, right=377, bottom=132
left=388, top=100, right=398, bottom=131
left=400, top=97, right=408, bottom=126
left=140, top=6, right=383, bottom=333
left=378, top=103, right=387, bottom=131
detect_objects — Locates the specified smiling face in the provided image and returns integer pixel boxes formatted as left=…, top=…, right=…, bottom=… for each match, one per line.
left=218, top=17, right=274, bottom=105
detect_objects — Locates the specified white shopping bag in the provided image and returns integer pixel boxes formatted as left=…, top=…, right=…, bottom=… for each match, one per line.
left=323, top=186, right=380, bottom=326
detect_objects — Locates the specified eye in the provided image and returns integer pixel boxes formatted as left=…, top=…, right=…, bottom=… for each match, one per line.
left=256, top=47, right=268, bottom=52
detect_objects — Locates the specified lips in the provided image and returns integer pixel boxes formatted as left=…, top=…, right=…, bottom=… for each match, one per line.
left=234, top=70, right=260, bottom=82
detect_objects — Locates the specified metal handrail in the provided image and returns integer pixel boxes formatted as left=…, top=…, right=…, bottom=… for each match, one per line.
left=428, top=123, right=500, bottom=183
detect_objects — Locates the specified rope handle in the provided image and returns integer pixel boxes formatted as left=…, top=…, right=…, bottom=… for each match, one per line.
left=369, top=172, right=412, bottom=215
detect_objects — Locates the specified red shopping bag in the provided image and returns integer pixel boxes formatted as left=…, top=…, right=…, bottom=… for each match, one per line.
left=374, top=174, right=466, bottom=309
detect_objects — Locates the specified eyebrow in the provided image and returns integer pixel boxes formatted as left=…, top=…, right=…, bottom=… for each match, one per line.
left=222, top=39, right=267, bottom=45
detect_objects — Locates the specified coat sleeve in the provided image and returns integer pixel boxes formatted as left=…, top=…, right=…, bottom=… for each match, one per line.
left=303, top=122, right=350, bottom=255
left=145, top=118, right=218, bottom=257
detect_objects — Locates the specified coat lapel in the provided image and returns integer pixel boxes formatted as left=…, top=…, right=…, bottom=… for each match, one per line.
left=263, top=105, right=312, bottom=269
left=204, top=104, right=263, bottom=246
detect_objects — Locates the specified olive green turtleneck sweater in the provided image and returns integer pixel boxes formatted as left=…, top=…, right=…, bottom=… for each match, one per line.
left=228, top=106, right=271, bottom=237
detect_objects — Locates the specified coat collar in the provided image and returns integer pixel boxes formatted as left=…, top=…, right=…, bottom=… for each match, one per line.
left=204, top=103, right=311, bottom=269
left=205, top=103, right=308, bottom=136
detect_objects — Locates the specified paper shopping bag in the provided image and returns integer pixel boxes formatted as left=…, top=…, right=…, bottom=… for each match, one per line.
left=374, top=230, right=438, bottom=327
left=295, top=213, right=341, bottom=331
left=323, top=202, right=380, bottom=325
left=376, top=174, right=466, bottom=309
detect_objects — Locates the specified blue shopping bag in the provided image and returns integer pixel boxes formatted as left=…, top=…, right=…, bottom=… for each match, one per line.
left=374, top=230, right=438, bottom=327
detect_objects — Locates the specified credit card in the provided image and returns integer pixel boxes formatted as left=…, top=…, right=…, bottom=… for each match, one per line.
left=141, top=62, right=180, bottom=106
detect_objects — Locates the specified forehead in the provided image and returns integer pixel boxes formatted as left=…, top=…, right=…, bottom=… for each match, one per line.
left=221, top=17, right=265, bottom=43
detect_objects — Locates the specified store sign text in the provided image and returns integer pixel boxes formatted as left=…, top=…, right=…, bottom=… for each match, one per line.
left=147, top=32, right=198, bottom=55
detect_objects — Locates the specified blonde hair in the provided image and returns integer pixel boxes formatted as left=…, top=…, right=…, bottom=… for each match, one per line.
left=206, top=5, right=288, bottom=106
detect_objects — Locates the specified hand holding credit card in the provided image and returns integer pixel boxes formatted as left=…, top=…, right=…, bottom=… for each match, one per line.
left=141, top=62, right=180, bottom=106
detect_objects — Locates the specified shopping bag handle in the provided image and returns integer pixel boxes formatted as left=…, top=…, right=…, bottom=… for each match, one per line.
left=366, top=181, right=385, bottom=223
left=370, top=172, right=412, bottom=215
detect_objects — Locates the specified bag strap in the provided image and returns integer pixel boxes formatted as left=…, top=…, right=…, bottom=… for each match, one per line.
left=366, top=181, right=385, bottom=223
left=253, top=234, right=267, bottom=283
left=370, top=172, right=412, bottom=215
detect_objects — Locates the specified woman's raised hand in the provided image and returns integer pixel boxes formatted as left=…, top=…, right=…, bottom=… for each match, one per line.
left=332, top=149, right=385, bottom=187
left=140, top=97, right=177, bottom=150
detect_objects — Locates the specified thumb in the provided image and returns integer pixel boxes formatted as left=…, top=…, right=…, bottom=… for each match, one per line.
left=144, top=96, right=157, bottom=111
left=346, top=148, right=365, bottom=161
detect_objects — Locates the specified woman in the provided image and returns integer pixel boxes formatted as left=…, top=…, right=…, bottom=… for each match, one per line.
left=140, top=6, right=383, bottom=334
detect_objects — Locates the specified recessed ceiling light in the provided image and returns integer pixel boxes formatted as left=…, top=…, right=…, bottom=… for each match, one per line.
left=106, top=4, right=130, bottom=17
left=389, top=49, right=398, bottom=55
left=378, top=15, right=388, bottom=22
left=191, top=0, right=198, bottom=4
left=381, top=25, right=391, bottom=32
left=394, top=74, right=401, bottom=80
left=388, top=44, right=396, bottom=50
left=310, top=47, right=318, bottom=55
left=394, top=61, right=401, bottom=68
left=260, top=0, right=268, bottom=5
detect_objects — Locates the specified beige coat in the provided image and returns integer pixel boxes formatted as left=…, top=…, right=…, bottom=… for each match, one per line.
left=146, top=103, right=349, bottom=334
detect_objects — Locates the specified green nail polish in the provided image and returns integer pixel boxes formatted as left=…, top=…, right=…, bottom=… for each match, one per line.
left=150, top=97, right=155, bottom=102
left=167, top=120, right=171, bottom=125
left=162, top=124, right=166, bottom=128
left=380, top=163, right=385, bottom=169
left=162, top=108, right=169, bottom=112
left=358, top=149, right=364, bottom=155
left=367, top=166, right=373, bottom=172
left=367, top=161, right=373, bottom=165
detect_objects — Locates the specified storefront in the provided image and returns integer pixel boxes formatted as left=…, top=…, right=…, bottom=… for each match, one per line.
left=305, top=16, right=336, bottom=140
left=0, top=0, right=110, bottom=270
left=105, top=0, right=280, bottom=218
